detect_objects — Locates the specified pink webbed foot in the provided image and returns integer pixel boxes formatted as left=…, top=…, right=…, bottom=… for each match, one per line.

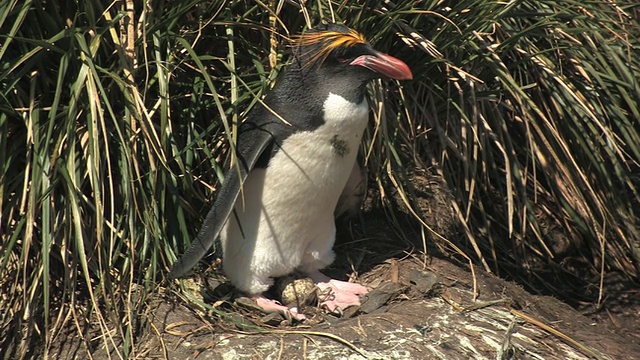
left=252, top=295, right=306, bottom=321
left=308, top=270, right=369, bottom=313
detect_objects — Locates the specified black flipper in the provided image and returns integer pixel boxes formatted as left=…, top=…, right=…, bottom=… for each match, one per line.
left=168, top=126, right=275, bottom=279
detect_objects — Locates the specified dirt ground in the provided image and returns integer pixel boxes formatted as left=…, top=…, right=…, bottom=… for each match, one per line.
left=50, top=217, right=639, bottom=359
left=138, top=257, right=637, bottom=360
left=49, top=174, right=640, bottom=360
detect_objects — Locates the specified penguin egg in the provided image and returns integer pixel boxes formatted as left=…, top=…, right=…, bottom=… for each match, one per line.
left=277, top=276, right=316, bottom=306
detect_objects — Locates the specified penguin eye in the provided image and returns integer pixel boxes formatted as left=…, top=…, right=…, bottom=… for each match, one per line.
left=336, top=56, right=348, bottom=63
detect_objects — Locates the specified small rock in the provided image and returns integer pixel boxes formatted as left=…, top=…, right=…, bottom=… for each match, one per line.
left=259, top=312, right=285, bottom=326
left=408, top=269, right=438, bottom=294
left=341, top=305, right=360, bottom=319
left=360, top=282, right=405, bottom=314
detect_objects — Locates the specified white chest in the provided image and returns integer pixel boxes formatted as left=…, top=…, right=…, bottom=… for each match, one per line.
left=267, top=93, right=369, bottom=199
left=221, top=93, right=369, bottom=293
left=229, top=92, right=369, bottom=223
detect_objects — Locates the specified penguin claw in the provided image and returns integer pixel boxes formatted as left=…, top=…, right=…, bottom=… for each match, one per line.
left=252, top=295, right=307, bottom=321
left=319, top=300, right=344, bottom=316
left=316, top=284, right=365, bottom=312
left=308, top=270, right=369, bottom=313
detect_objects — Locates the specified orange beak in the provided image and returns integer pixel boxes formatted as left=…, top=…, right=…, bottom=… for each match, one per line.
left=350, top=51, right=413, bottom=80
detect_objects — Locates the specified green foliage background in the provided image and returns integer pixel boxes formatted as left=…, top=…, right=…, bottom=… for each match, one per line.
left=1, top=0, right=638, bottom=357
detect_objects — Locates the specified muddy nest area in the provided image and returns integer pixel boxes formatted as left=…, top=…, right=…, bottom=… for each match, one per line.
left=51, top=173, right=639, bottom=359
left=54, top=256, right=639, bottom=359
left=149, top=257, right=639, bottom=360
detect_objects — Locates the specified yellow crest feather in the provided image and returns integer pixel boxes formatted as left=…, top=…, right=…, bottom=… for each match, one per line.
left=292, top=28, right=367, bottom=67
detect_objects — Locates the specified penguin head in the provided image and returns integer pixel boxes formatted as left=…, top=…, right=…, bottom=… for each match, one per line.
left=292, top=23, right=413, bottom=83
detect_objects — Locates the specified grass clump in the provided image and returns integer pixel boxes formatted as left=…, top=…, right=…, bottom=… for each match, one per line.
left=1, top=0, right=638, bottom=357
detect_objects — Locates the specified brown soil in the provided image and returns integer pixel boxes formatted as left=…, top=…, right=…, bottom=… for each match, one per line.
left=49, top=228, right=640, bottom=359
left=48, top=173, right=639, bottom=359
left=52, top=255, right=639, bottom=359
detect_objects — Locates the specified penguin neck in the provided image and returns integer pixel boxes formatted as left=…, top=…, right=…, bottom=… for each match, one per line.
left=282, top=65, right=368, bottom=106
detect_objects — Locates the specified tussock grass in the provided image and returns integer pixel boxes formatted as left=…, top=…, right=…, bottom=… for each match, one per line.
left=1, top=0, right=638, bottom=357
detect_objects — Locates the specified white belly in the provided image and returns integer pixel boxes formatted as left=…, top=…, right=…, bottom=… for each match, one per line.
left=221, top=93, right=369, bottom=294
